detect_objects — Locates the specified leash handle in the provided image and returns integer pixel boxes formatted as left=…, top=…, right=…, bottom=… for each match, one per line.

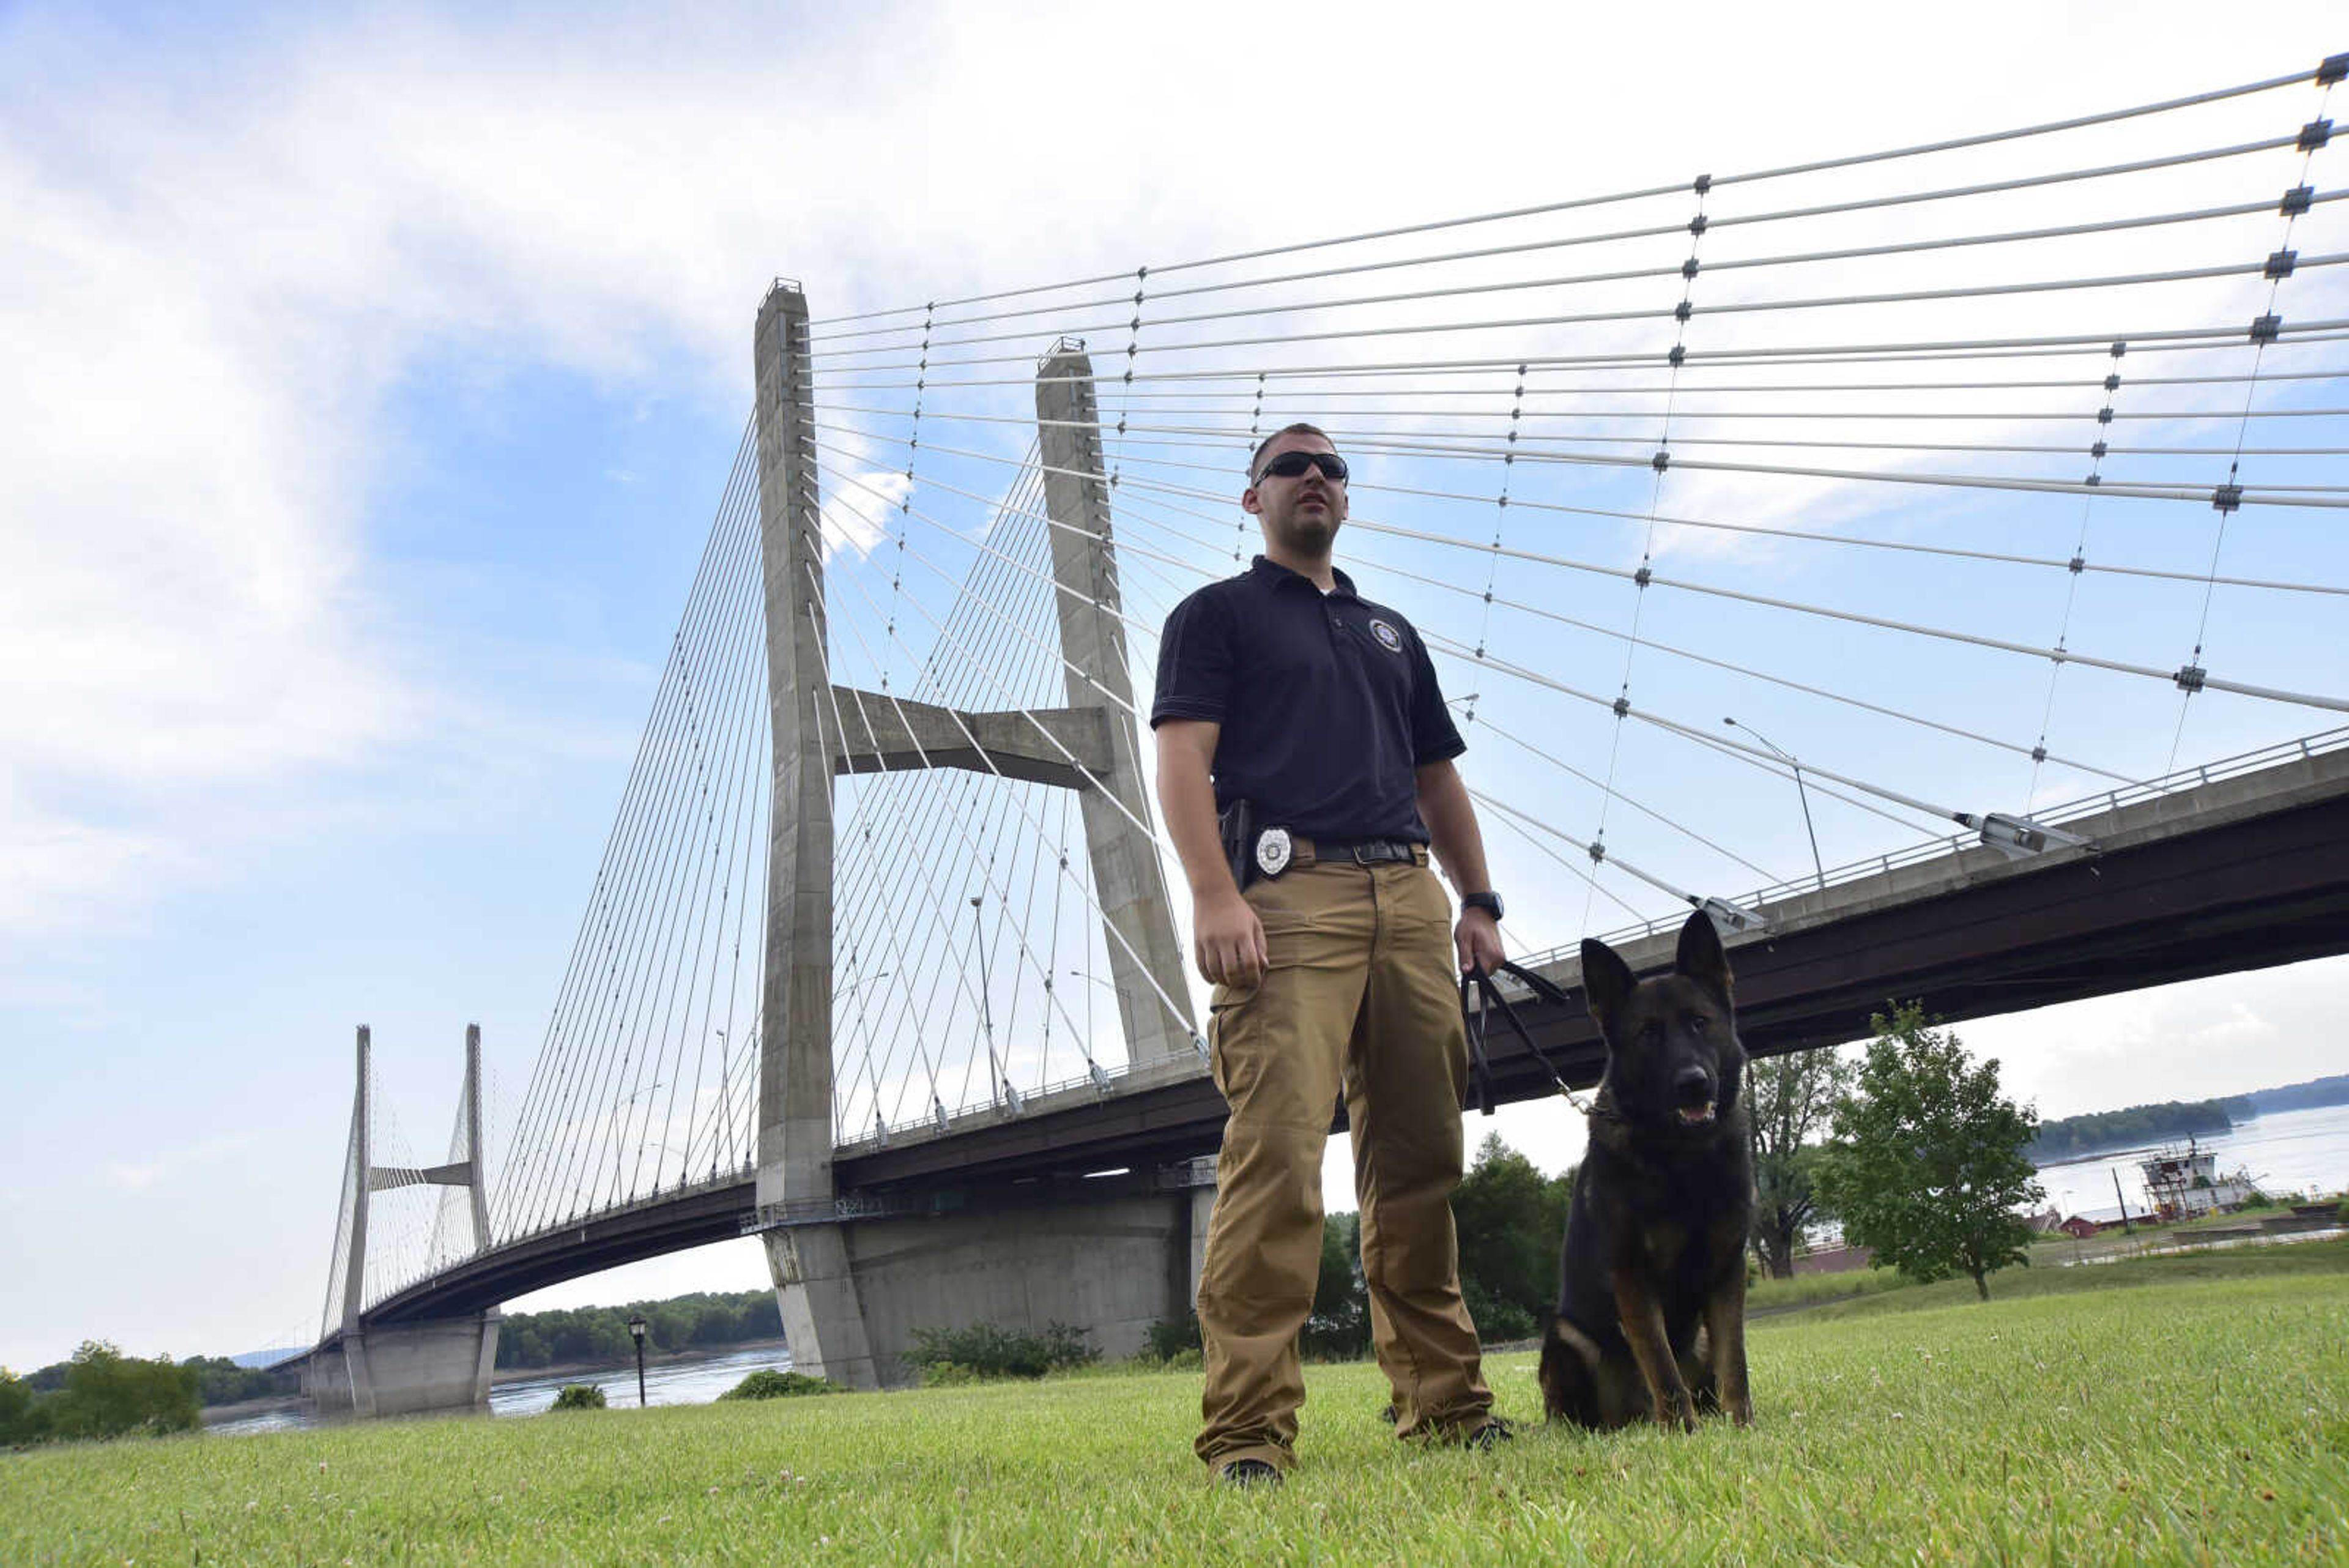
left=1460, top=972, right=1496, bottom=1117
left=1458, top=960, right=1585, bottom=1110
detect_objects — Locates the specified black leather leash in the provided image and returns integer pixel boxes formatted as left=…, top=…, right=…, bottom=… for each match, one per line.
left=1460, top=958, right=1591, bottom=1116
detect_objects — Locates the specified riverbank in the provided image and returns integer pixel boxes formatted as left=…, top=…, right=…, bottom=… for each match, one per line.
left=13, top=1244, right=2345, bottom=1566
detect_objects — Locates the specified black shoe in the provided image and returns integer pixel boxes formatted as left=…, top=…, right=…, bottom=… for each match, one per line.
left=1219, top=1458, right=1283, bottom=1489
left=1464, top=1418, right=1515, bottom=1451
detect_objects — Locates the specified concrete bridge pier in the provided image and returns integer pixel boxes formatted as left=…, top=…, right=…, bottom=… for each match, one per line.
left=303, top=1315, right=503, bottom=1419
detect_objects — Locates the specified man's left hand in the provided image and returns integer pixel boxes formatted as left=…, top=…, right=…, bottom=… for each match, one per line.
left=1455, top=908, right=1503, bottom=976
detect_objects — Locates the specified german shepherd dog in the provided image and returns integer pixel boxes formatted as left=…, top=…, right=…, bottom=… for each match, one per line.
left=1537, top=910, right=1754, bottom=1432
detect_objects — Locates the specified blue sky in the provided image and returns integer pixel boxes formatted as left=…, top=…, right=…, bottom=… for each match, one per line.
left=4, top=2, right=2346, bottom=1372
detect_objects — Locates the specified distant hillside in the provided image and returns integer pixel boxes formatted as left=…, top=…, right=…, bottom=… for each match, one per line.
left=2031, top=1098, right=2244, bottom=1162
left=2243, top=1074, right=2349, bottom=1115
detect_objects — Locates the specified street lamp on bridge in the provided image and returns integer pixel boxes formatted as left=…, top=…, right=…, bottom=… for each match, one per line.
left=1724, top=717, right=1826, bottom=893
left=971, top=896, right=1020, bottom=1115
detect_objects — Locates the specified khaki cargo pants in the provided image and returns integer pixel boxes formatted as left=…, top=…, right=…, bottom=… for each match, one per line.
left=1194, top=841, right=1492, bottom=1473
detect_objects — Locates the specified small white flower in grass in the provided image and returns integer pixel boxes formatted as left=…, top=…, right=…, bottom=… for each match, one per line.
left=708, top=1487, right=721, bottom=1496
left=1889, top=1411, right=1904, bottom=1421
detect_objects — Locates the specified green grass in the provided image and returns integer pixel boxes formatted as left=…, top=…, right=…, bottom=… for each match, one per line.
left=7, top=1244, right=2348, bottom=1565
left=1745, top=1264, right=1909, bottom=1313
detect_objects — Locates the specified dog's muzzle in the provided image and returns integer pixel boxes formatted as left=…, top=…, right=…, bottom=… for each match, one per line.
left=1674, top=1065, right=1717, bottom=1126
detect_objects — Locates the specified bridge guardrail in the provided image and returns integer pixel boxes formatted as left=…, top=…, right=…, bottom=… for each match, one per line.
left=1508, top=724, right=2349, bottom=975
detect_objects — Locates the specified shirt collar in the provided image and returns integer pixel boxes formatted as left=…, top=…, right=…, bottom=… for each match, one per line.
left=1250, top=554, right=1357, bottom=600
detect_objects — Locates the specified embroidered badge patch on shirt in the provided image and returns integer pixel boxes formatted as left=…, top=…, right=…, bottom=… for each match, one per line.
left=1368, top=618, right=1404, bottom=653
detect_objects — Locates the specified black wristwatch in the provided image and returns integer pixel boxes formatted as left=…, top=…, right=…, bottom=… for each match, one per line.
left=1460, top=891, right=1504, bottom=922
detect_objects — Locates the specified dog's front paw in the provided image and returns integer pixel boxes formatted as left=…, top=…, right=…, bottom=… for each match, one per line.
left=1729, top=1398, right=1754, bottom=1429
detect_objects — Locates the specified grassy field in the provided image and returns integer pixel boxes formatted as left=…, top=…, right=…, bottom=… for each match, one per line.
left=7, top=1244, right=2347, bottom=1566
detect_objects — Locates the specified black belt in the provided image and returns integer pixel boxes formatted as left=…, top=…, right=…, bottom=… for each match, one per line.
left=1305, top=836, right=1421, bottom=865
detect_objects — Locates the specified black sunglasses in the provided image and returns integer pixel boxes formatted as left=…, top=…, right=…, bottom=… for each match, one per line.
left=1254, top=450, right=1349, bottom=484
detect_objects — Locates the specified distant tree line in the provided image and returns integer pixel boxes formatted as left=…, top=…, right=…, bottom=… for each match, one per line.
left=495, top=1289, right=782, bottom=1369
left=6, top=1345, right=300, bottom=1429
left=2029, top=1098, right=2245, bottom=1161
left=2245, top=1073, right=2349, bottom=1116
left=1, top=1343, right=201, bottom=1443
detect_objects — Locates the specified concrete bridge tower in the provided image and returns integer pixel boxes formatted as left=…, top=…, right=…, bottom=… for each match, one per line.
left=302, top=1025, right=501, bottom=1418
left=749, top=283, right=1205, bottom=1387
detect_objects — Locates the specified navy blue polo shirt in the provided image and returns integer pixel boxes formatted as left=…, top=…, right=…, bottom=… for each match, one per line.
left=1150, top=556, right=1464, bottom=842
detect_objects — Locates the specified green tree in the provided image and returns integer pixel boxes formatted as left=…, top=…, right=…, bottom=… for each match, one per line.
left=1746, top=1049, right=1854, bottom=1278
left=1451, top=1132, right=1574, bottom=1340
left=1814, top=1003, right=2043, bottom=1301
left=1302, top=1212, right=1370, bottom=1358
left=0, top=1369, right=45, bottom=1444
left=46, top=1342, right=199, bottom=1440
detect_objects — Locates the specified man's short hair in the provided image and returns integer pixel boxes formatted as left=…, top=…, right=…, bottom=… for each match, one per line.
left=1247, top=423, right=1335, bottom=482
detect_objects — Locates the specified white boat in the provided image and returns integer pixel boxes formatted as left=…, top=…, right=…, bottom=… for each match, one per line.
left=2138, top=1139, right=2260, bottom=1221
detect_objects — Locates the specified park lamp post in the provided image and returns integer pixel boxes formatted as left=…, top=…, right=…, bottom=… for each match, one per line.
left=628, top=1313, right=648, bottom=1408
left=1724, top=717, right=1826, bottom=893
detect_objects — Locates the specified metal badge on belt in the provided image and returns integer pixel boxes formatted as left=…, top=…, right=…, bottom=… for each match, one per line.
left=1254, top=826, right=1293, bottom=879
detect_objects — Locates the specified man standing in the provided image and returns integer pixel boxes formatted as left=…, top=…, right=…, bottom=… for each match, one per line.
left=1152, top=423, right=1510, bottom=1486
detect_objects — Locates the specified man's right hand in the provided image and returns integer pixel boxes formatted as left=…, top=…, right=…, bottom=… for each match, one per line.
left=1192, top=885, right=1268, bottom=987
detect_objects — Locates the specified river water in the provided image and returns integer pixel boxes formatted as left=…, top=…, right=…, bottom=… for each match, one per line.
left=209, top=1342, right=795, bottom=1437
left=2034, top=1102, right=2349, bottom=1219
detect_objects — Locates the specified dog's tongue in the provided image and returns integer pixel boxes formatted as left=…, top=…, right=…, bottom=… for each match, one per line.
left=1678, top=1102, right=1716, bottom=1126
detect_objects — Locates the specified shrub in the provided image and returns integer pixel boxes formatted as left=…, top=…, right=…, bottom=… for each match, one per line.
left=2338, top=1196, right=2348, bottom=1228
left=1143, top=1313, right=1201, bottom=1363
left=718, top=1369, right=837, bottom=1401
left=1463, top=1287, right=1538, bottom=1346
left=904, top=1321, right=1098, bottom=1381
left=549, top=1383, right=607, bottom=1411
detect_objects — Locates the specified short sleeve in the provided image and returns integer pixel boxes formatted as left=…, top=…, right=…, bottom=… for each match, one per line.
left=1405, top=626, right=1465, bottom=764
left=1150, top=587, right=1236, bottom=729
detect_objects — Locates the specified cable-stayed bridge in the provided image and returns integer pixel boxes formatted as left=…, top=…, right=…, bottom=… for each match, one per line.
left=300, top=58, right=2349, bottom=1415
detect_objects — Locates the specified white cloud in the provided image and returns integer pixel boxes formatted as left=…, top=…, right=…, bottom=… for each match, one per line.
left=103, top=1135, right=251, bottom=1192
left=820, top=470, right=912, bottom=561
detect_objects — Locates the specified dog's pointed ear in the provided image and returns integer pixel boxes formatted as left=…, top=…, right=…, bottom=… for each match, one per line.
left=1580, top=937, right=1636, bottom=1027
left=1675, top=910, right=1733, bottom=1003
